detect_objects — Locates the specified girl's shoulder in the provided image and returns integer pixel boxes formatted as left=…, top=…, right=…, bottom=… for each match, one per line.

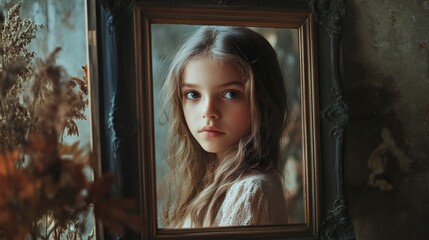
left=231, top=171, right=282, bottom=190
left=215, top=170, right=287, bottom=226
left=226, top=170, right=284, bottom=202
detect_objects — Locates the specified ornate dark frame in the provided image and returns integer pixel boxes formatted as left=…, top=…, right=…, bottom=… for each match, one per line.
left=86, top=0, right=356, bottom=239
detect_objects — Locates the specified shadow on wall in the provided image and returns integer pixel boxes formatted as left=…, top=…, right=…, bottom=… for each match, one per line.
left=344, top=41, right=426, bottom=240
left=345, top=83, right=408, bottom=186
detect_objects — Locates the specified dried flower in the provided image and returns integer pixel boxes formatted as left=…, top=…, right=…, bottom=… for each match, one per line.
left=0, top=2, right=143, bottom=239
left=0, top=1, right=43, bottom=67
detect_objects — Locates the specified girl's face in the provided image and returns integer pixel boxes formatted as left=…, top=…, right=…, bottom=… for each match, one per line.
left=181, top=58, right=251, bottom=156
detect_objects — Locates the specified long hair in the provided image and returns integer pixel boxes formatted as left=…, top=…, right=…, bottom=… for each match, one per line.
left=160, top=26, right=289, bottom=227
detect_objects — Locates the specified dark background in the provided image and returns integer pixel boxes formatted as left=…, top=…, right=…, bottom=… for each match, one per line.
left=343, top=0, right=429, bottom=239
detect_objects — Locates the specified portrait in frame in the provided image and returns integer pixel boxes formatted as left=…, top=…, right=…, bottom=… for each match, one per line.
left=86, top=0, right=356, bottom=239
left=152, top=24, right=304, bottom=228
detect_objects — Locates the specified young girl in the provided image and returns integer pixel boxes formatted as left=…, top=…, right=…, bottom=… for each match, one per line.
left=160, top=26, right=289, bottom=228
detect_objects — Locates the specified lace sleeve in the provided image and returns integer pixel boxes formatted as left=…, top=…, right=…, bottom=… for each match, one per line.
left=214, top=174, right=287, bottom=226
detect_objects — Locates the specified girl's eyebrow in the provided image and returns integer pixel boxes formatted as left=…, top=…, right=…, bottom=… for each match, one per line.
left=218, top=80, right=244, bottom=88
left=181, top=83, right=198, bottom=89
left=181, top=81, right=244, bottom=89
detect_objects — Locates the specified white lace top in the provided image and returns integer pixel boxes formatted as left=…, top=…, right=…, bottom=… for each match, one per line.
left=181, top=171, right=288, bottom=227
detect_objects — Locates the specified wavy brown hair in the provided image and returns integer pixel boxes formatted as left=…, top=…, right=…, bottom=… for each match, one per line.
left=160, top=26, right=289, bottom=227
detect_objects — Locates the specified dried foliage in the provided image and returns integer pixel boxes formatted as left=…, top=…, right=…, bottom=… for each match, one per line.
left=0, top=2, right=143, bottom=239
left=0, top=1, right=43, bottom=151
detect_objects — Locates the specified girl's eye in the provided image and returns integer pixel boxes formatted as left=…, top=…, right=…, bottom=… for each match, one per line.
left=223, top=91, right=240, bottom=99
left=184, top=91, right=200, bottom=99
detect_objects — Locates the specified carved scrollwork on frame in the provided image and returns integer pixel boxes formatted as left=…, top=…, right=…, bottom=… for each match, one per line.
left=311, top=0, right=356, bottom=239
left=107, top=91, right=138, bottom=196
left=218, top=0, right=232, bottom=6
left=108, top=92, right=138, bottom=141
left=320, top=92, right=355, bottom=240
left=98, top=0, right=138, bottom=201
left=322, top=89, right=349, bottom=139
left=310, top=0, right=346, bottom=38
left=100, top=0, right=135, bottom=35
left=321, top=197, right=356, bottom=240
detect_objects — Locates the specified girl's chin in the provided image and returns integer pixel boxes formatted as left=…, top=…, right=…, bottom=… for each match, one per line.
left=199, top=144, right=236, bottom=156
left=199, top=144, right=226, bottom=154
left=201, top=147, right=224, bottom=154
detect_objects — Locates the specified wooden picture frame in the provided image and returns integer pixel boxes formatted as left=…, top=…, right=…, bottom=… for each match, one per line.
left=86, top=0, right=356, bottom=239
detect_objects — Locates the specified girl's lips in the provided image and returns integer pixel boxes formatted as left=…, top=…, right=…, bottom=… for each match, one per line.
left=200, top=130, right=225, bottom=137
left=199, top=127, right=225, bottom=137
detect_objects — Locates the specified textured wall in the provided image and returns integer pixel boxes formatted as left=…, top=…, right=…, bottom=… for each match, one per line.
left=343, top=0, right=429, bottom=239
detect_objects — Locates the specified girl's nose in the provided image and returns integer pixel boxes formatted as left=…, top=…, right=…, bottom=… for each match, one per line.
left=202, top=98, right=220, bottom=120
